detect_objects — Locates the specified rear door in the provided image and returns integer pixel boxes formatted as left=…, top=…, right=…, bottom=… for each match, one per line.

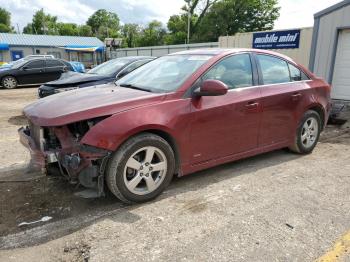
left=18, top=59, right=46, bottom=85
left=44, top=59, right=65, bottom=82
left=255, top=53, right=310, bottom=147
left=189, top=53, right=262, bottom=164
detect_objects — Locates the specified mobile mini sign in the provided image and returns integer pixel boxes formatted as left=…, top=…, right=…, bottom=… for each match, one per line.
left=253, top=29, right=301, bottom=49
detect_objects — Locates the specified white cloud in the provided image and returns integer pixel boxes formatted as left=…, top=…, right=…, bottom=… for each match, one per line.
left=275, top=0, right=344, bottom=29
left=0, top=0, right=345, bottom=33
left=1, top=0, right=95, bottom=32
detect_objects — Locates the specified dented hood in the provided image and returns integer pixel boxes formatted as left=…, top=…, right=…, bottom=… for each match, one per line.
left=24, top=84, right=165, bottom=126
left=46, top=71, right=109, bottom=86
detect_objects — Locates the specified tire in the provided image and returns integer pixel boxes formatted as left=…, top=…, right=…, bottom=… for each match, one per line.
left=289, top=110, right=321, bottom=154
left=106, top=133, right=175, bottom=204
left=1, top=76, right=18, bottom=89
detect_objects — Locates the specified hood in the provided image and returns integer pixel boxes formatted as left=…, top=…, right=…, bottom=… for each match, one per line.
left=24, top=84, right=166, bottom=127
left=46, top=71, right=110, bottom=86
left=0, top=66, right=12, bottom=72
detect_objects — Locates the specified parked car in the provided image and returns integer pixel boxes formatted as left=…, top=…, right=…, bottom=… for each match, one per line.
left=19, top=49, right=331, bottom=203
left=0, top=58, right=74, bottom=89
left=0, top=55, right=57, bottom=70
left=38, top=56, right=154, bottom=98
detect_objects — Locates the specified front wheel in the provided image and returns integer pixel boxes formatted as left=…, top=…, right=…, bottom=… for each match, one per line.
left=106, top=133, right=175, bottom=204
left=1, top=76, right=18, bottom=89
left=289, top=110, right=321, bottom=154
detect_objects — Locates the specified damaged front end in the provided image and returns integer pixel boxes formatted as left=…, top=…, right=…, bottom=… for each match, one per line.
left=18, top=117, right=111, bottom=197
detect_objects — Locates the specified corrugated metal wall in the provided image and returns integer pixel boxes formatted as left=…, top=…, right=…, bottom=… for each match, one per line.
left=312, top=5, right=350, bottom=83
left=219, top=28, right=313, bottom=67
left=110, top=42, right=219, bottom=58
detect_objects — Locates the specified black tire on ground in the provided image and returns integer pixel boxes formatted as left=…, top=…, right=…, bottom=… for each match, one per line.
left=289, top=110, right=322, bottom=154
left=105, top=133, right=175, bottom=204
left=1, top=76, right=18, bottom=89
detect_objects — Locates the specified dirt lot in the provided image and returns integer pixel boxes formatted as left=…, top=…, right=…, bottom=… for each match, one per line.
left=0, top=87, right=349, bottom=262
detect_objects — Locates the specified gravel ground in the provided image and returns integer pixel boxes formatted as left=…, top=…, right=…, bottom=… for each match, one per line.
left=0, top=87, right=349, bottom=262
left=0, top=88, right=36, bottom=172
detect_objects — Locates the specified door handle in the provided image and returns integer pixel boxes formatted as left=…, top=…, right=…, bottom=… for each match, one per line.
left=291, top=93, right=302, bottom=101
left=245, top=102, right=259, bottom=112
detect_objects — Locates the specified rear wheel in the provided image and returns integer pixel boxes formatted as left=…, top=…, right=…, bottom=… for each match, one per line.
left=289, top=110, right=321, bottom=154
left=106, top=133, right=175, bottom=204
left=1, top=76, right=18, bottom=89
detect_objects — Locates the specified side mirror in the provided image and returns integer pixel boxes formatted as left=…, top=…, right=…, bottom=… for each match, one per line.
left=194, top=79, right=228, bottom=97
left=22, top=66, right=28, bottom=71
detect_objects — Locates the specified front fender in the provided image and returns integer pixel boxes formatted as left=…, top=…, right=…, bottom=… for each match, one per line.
left=81, top=98, right=193, bottom=162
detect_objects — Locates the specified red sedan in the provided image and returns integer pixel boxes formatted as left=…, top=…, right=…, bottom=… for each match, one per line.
left=19, top=49, right=331, bottom=203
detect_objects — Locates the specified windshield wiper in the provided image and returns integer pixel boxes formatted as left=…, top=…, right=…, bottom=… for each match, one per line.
left=119, top=84, right=152, bottom=92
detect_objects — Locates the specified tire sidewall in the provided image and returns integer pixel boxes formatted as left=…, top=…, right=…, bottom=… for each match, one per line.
left=295, top=110, right=321, bottom=154
left=2, top=76, right=17, bottom=89
left=106, top=133, right=175, bottom=203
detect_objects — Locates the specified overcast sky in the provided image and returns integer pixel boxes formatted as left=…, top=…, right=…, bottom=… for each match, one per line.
left=0, top=0, right=344, bottom=32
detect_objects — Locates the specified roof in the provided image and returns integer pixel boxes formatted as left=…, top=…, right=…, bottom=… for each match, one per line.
left=171, top=48, right=295, bottom=62
left=314, top=0, right=350, bottom=18
left=0, top=33, right=104, bottom=47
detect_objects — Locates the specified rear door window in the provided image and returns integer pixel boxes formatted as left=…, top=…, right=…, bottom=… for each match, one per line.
left=288, top=63, right=310, bottom=81
left=46, top=59, right=64, bottom=67
left=257, top=55, right=290, bottom=84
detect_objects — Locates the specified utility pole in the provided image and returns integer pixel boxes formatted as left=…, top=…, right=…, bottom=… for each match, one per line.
left=186, top=0, right=191, bottom=44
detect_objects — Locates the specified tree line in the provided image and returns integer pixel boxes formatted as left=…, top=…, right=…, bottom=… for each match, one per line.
left=0, top=0, right=280, bottom=48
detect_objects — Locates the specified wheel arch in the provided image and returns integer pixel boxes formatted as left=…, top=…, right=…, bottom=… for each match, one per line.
left=306, top=104, right=326, bottom=130
left=124, top=128, right=181, bottom=175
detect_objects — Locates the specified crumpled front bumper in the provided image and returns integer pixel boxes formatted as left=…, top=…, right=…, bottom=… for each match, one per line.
left=18, top=125, right=111, bottom=179
left=18, top=126, right=47, bottom=173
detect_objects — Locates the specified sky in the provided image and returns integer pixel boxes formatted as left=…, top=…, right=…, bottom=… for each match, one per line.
left=0, top=0, right=344, bottom=32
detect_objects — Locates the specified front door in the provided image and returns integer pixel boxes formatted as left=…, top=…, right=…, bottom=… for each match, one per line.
left=18, top=59, right=46, bottom=85
left=255, top=54, right=308, bottom=146
left=189, top=53, right=261, bottom=164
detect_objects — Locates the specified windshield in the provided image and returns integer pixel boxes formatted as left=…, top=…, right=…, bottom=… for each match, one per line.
left=88, top=58, right=131, bottom=76
left=116, top=55, right=212, bottom=93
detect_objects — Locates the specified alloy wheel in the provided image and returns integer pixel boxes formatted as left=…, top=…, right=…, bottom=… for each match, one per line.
left=123, top=146, right=168, bottom=195
left=301, top=117, right=319, bottom=149
left=3, top=77, right=17, bottom=89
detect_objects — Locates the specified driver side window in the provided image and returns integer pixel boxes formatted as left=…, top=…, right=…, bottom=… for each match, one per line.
left=26, top=60, right=45, bottom=69
left=202, top=54, right=253, bottom=90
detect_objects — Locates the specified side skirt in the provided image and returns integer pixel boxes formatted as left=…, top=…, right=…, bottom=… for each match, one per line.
left=180, top=141, right=291, bottom=176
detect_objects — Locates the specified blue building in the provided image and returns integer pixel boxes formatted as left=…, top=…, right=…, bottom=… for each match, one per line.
left=0, top=33, right=105, bottom=68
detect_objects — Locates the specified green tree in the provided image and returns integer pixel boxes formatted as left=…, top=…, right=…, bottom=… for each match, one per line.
left=0, top=8, right=14, bottom=33
left=121, top=23, right=141, bottom=47
left=195, top=0, right=280, bottom=42
left=182, top=0, right=219, bottom=40
left=165, top=13, right=198, bottom=44
left=78, top=25, right=93, bottom=37
left=87, top=9, right=120, bottom=39
left=57, top=23, right=78, bottom=36
left=167, top=0, right=280, bottom=43
left=137, top=20, right=166, bottom=47
left=23, top=9, right=58, bottom=35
